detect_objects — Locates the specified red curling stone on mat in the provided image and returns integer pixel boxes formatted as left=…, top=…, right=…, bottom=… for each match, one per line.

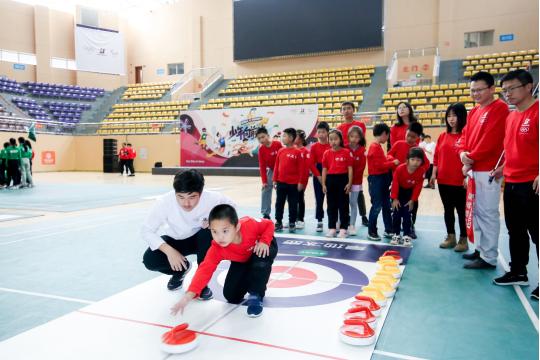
left=161, top=323, right=199, bottom=354
left=382, top=250, right=403, bottom=264
left=344, top=306, right=377, bottom=327
left=339, top=319, right=376, bottom=346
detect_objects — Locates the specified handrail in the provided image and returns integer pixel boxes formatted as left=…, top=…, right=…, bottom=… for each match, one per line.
left=170, top=67, right=221, bottom=97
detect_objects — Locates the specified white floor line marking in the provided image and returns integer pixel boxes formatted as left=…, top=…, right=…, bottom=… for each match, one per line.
left=373, top=350, right=429, bottom=360
left=0, top=209, right=147, bottom=238
left=0, top=215, right=144, bottom=245
left=497, top=254, right=539, bottom=332
left=0, top=287, right=95, bottom=304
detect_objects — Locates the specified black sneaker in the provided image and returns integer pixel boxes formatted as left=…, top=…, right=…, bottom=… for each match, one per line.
left=361, top=216, right=369, bottom=226
left=493, top=272, right=529, bottom=286
left=167, top=260, right=191, bottom=291
left=199, top=286, right=213, bottom=300
left=462, top=250, right=480, bottom=260
left=368, top=232, right=381, bottom=241
left=289, top=224, right=296, bottom=233
left=410, top=226, right=417, bottom=239
left=263, top=214, right=271, bottom=220
left=275, top=222, right=283, bottom=232
left=531, top=287, right=539, bottom=300
left=167, top=273, right=185, bottom=291
left=316, top=222, right=323, bottom=232
left=464, top=258, right=496, bottom=269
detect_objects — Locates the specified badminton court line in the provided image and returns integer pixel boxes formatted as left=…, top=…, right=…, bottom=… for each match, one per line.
left=0, top=287, right=95, bottom=305
left=77, top=310, right=347, bottom=360
left=497, top=254, right=539, bottom=332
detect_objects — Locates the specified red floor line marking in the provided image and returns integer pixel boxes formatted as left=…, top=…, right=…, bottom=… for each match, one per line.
left=77, top=310, right=347, bottom=360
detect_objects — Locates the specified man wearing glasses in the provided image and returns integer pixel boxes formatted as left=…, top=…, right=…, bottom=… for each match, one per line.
left=491, top=69, right=538, bottom=300
left=458, top=71, right=510, bottom=269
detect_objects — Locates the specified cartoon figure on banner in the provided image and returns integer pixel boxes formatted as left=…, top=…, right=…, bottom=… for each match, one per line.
left=198, top=128, right=208, bottom=150
left=231, top=138, right=254, bottom=157
left=217, top=132, right=226, bottom=154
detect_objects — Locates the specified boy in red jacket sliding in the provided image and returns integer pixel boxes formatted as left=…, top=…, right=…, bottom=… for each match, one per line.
left=170, top=204, right=277, bottom=317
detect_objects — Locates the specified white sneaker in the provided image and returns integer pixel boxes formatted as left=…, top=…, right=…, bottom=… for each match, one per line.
left=337, top=229, right=348, bottom=238
left=296, top=221, right=305, bottom=229
left=403, top=236, right=413, bottom=247
left=326, top=229, right=336, bottom=238
left=390, top=234, right=401, bottom=246
left=348, top=226, right=356, bottom=236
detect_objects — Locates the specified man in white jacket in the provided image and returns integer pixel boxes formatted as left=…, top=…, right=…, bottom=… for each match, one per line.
left=141, top=169, right=235, bottom=299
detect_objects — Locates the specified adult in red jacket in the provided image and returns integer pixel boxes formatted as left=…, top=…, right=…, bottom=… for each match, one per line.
left=118, top=143, right=129, bottom=175
left=458, top=72, right=509, bottom=269
left=431, top=103, right=468, bottom=252
left=491, top=70, right=538, bottom=300
left=126, top=143, right=136, bottom=177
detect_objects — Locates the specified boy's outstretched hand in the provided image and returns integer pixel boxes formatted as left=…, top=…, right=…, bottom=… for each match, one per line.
left=254, top=242, right=270, bottom=258
left=170, top=292, right=196, bottom=316
left=391, top=199, right=400, bottom=210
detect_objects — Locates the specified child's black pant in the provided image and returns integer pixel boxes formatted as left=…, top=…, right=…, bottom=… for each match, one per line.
left=326, top=173, right=350, bottom=229
left=275, top=182, right=298, bottom=224
left=6, top=159, right=20, bottom=186
left=297, top=189, right=305, bottom=222
left=313, top=163, right=325, bottom=221
left=223, top=238, right=278, bottom=303
left=392, top=187, right=413, bottom=236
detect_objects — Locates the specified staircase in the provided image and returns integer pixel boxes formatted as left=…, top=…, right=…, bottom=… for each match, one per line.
left=358, top=66, right=388, bottom=112
left=189, top=78, right=230, bottom=110
left=0, top=92, right=29, bottom=118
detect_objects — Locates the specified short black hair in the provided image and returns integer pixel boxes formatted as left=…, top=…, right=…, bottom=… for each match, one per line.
left=341, top=102, right=356, bottom=111
left=173, top=169, right=205, bottom=194
left=470, top=71, right=495, bottom=87
left=283, top=128, right=297, bottom=140
left=209, top=204, right=239, bottom=226
left=329, top=129, right=344, bottom=147
left=408, top=122, right=424, bottom=136
left=9, top=138, right=16, bottom=145
left=3, top=142, right=9, bottom=148
left=396, top=102, right=418, bottom=125
left=500, top=69, right=534, bottom=87
left=407, top=147, right=425, bottom=164
left=127, top=143, right=132, bottom=146
left=24, top=140, right=32, bottom=148
left=373, top=123, right=390, bottom=137
left=445, top=103, right=468, bottom=133
left=18, top=137, right=25, bottom=143
left=316, top=121, right=330, bottom=132
left=256, top=127, right=268, bottom=136
left=423, top=135, right=431, bottom=139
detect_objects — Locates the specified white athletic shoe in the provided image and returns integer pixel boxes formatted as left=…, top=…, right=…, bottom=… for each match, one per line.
left=326, top=229, right=336, bottom=238
left=348, top=226, right=357, bottom=236
left=390, top=235, right=401, bottom=246
left=337, top=229, right=348, bottom=238
left=402, top=236, right=413, bottom=247
left=295, top=221, right=305, bottom=229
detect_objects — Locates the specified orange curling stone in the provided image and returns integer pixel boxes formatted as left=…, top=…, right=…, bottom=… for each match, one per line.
left=161, top=323, right=199, bottom=354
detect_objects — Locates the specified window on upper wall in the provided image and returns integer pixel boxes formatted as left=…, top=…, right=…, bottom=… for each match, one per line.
left=464, top=30, right=494, bottom=48
left=51, top=57, right=77, bottom=70
left=167, top=63, right=184, bottom=75
left=0, top=49, right=36, bottom=65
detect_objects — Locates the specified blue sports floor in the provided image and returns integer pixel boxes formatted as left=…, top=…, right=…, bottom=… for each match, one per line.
left=0, top=173, right=537, bottom=360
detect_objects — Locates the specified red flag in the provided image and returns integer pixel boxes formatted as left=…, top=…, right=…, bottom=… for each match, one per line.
left=465, top=177, right=476, bottom=243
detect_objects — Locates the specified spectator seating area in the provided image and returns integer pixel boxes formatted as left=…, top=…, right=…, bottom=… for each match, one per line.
left=462, top=49, right=538, bottom=77
left=378, top=82, right=503, bottom=126
left=11, top=97, right=51, bottom=121
left=201, top=89, right=364, bottom=126
left=23, top=82, right=105, bottom=100
left=97, top=100, right=191, bottom=134
left=0, top=77, right=26, bottom=95
left=42, top=101, right=91, bottom=124
left=121, top=82, right=174, bottom=101
left=219, top=65, right=375, bottom=96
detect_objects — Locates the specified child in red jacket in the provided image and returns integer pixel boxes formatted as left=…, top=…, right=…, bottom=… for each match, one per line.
left=390, top=148, right=425, bottom=247
left=170, top=204, right=277, bottom=318
left=347, top=125, right=368, bottom=235
left=273, top=128, right=306, bottom=232
left=256, top=127, right=283, bottom=220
